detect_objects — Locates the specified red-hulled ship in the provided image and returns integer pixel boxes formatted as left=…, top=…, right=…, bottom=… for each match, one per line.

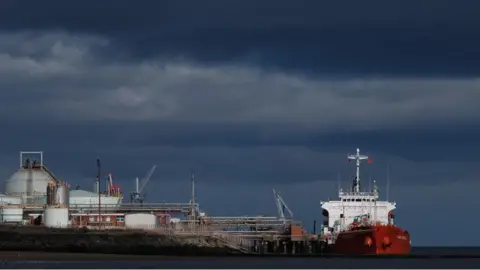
left=320, top=148, right=411, bottom=255
left=330, top=217, right=411, bottom=255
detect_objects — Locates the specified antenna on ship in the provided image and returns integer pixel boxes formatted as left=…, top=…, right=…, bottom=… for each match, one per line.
left=190, top=170, right=197, bottom=231
left=347, top=148, right=372, bottom=193
left=373, top=180, right=378, bottom=222
left=368, top=167, right=372, bottom=192
left=386, top=163, right=391, bottom=202
left=337, top=171, right=341, bottom=193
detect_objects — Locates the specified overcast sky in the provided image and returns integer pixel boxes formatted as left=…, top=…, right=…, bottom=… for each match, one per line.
left=0, top=0, right=479, bottom=246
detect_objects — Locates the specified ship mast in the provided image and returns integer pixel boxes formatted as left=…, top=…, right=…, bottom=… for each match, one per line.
left=347, top=148, right=370, bottom=193
left=373, top=180, right=379, bottom=223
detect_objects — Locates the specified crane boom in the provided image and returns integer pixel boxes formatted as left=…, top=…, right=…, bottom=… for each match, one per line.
left=273, top=189, right=293, bottom=225
left=138, top=165, right=156, bottom=194
left=130, top=164, right=157, bottom=204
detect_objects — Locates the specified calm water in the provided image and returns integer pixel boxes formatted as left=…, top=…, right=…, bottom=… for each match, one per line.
left=4, top=248, right=480, bottom=269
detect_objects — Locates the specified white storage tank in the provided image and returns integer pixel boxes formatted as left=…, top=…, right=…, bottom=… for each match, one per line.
left=1, top=207, right=23, bottom=223
left=125, top=213, right=158, bottom=229
left=69, top=190, right=122, bottom=210
left=44, top=207, right=69, bottom=228
left=46, top=183, right=69, bottom=206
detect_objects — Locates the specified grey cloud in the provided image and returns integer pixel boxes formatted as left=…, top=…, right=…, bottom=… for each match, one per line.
left=0, top=31, right=479, bottom=131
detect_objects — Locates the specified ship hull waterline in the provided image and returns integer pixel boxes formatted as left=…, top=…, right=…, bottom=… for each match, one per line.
left=329, top=226, right=411, bottom=255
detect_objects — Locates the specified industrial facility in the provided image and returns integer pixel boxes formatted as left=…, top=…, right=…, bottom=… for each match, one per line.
left=0, top=151, right=316, bottom=254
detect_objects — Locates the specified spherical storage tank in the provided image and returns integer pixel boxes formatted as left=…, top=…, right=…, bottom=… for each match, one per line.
left=4, top=152, right=57, bottom=195
left=44, top=207, right=69, bottom=228
left=125, top=213, right=158, bottom=229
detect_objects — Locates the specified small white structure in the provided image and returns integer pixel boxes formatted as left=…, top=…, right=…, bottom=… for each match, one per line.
left=69, top=190, right=122, bottom=210
left=0, top=195, right=22, bottom=205
left=44, top=207, right=69, bottom=228
left=125, top=213, right=158, bottom=229
left=0, top=207, right=23, bottom=223
left=170, top=218, right=181, bottom=223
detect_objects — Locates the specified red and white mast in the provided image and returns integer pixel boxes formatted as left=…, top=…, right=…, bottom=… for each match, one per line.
left=347, top=148, right=371, bottom=193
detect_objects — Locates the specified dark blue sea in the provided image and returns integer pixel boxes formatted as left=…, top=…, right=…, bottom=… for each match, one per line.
left=4, top=247, right=480, bottom=269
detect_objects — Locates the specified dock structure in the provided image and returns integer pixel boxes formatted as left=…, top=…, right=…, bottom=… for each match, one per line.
left=158, top=222, right=326, bottom=255
left=19, top=202, right=198, bottom=214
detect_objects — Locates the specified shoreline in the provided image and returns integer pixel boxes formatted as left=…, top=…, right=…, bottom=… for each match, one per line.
left=0, top=226, right=247, bottom=257
left=0, top=251, right=174, bottom=261
left=3, top=251, right=480, bottom=261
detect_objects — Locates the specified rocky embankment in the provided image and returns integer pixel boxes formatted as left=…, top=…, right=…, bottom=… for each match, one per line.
left=0, top=226, right=244, bottom=256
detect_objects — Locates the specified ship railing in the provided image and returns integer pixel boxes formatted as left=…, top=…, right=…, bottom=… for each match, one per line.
left=339, top=191, right=377, bottom=196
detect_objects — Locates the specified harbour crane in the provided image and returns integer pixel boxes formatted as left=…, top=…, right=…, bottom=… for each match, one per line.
left=272, top=188, right=294, bottom=226
left=130, top=165, right=157, bottom=204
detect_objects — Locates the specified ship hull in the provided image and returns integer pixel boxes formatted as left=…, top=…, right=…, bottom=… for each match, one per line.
left=330, top=225, right=411, bottom=255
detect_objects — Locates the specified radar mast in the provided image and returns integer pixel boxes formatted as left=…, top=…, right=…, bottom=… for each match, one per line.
left=347, top=148, right=371, bottom=193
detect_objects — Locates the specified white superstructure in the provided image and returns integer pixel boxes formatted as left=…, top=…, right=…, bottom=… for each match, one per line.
left=320, top=148, right=396, bottom=243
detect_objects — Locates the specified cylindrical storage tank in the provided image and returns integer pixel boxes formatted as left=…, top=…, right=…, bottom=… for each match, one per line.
left=125, top=213, right=158, bottom=230
left=1, top=207, right=23, bottom=223
left=55, top=184, right=69, bottom=206
left=0, top=195, right=22, bottom=205
left=47, top=183, right=69, bottom=207
left=44, top=207, right=69, bottom=228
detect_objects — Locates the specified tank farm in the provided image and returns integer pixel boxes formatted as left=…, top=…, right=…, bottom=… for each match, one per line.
left=0, top=151, right=328, bottom=255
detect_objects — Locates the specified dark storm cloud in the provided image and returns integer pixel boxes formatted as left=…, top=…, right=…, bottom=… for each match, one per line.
left=1, top=0, right=480, bottom=76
